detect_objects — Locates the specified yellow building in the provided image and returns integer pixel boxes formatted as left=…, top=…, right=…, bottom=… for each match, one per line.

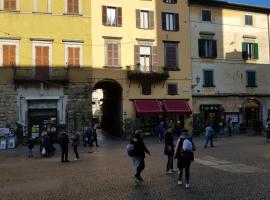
left=0, top=0, right=192, bottom=137
left=189, top=0, right=270, bottom=132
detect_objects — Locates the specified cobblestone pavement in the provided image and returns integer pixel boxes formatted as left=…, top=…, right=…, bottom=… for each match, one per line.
left=1, top=134, right=270, bottom=200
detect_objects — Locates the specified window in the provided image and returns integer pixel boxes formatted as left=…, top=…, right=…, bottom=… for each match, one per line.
left=67, top=0, right=79, bottom=14
left=141, top=82, right=152, bottom=95
left=35, top=46, right=49, bottom=67
left=164, top=42, right=178, bottom=69
left=163, top=0, right=177, bottom=3
left=134, top=45, right=157, bottom=72
left=106, top=43, right=120, bottom=67
left=198, top=39, right=217, bottom=58
left=242, top=42, right=258, bottom=60
left=139, top=46, right=151, bottom=72
left=3, top=45, right=16, bottom=67
left=162, top=12, right=179, bottom=31
left=102, top=6, right=122, bottom=27
left=246, top=71, right=256, bottom=87
left=4, top=0, right=16, bottom=10
left=33, top=0, right=52, bottom=13
left=136, top=10, right=154, bottom=29
left=203, top=70, right=214, bottom=87
left=245, top=15, right=253, bottom=26
left=64, top=43, right=82, bottom=68
left=202, top=10, right=211, bottom=22
left=167, top=84, right=178, bottom=95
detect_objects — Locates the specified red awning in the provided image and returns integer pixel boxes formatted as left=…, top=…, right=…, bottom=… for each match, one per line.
left=134, top=100, right=163, bottom=113
left=163, top=100, right=192, bottom=113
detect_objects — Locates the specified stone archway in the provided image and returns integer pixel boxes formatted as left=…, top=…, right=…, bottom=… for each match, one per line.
left=242, top=98, right=261, bottom=127
left=93, top=79, right=123, bottom=136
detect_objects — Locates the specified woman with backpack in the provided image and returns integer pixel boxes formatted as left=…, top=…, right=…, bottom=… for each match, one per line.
left=164, top=126, right=174, bottom=174
left=129, top=130, right=151, bottom=183
left=174, top=130, right=195, bottom=188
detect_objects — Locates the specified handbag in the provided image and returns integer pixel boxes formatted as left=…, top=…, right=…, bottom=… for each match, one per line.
left=41, top=147, right=46, bottom=155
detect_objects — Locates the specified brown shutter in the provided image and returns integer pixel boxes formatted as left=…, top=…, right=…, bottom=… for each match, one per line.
left=134, top=45, right=140, bottom=70
left=162, top=12, right=166, bottom=30
left=10, top=0, right=16, bottom=10
left=152, top=46, right=157, bottom=72
left=42, top=47, right=49, bottom=66
left=175, top=13, right=179, bottom=31
left=149, top=11, right=154, bottom=29
left=68, top=47, right=73, bottom=67
left=67, top=0, right=72, bottom=13
left=74, top=47, right=80, bottom=67
left=74, top=0, right=79, bottom=14
left=113, top=44, right=119, bottom=66
left=107, top=44, right=113, bottom=66
left=3, top=45, right=9, bottom=67
left=35, top=46, right=42, bottom=67
left=102, top=6, right=107, bottom=25
left=117, top=7, right=122, bottom=26
left=136, top=9, right=140, bottom=28
left=9, top=45, right=16, bottom=66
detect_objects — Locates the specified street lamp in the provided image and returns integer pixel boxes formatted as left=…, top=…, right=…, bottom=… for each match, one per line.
left=192, top=75, right=200, bottom=89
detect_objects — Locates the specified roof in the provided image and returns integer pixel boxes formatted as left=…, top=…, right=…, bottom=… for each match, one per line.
left=189, top=0, right=270, bottom=14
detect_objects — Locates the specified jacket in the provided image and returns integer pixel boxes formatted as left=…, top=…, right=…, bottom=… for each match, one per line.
left=130, top=138, right=150, bottom=158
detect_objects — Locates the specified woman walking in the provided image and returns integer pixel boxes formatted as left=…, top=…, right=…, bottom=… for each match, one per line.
left=174, top=130, right=195, bottom=188
left=72, top=131, right=80, bottom=161
left=130, top=130, right=151, bottom=183
left=164, top=126, right=174, bottom=174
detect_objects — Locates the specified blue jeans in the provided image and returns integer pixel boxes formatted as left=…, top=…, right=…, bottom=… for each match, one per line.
left=205, top=136, right=214, bottom=147
left=28, top=148, right=33, bottom=158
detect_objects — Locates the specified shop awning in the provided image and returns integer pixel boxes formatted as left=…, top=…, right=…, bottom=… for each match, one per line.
left=163, top=100, right=192, bottom=113
left=134, top=100, right=163, bottom=113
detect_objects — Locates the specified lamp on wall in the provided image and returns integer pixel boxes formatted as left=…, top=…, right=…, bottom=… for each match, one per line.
left=192, top=75, right=200, bottom=89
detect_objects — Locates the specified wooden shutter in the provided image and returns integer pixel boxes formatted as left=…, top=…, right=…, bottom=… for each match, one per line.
left=242, top=42, right=248, bottom=60
left=117, top=7, right=122, bottom=26
left=74, top=0, right=79, bottom=14
left=134, top=45, right=140, bottom=69
left=107, top=44, right=113, bottom=66
left=35, top=46, right=42, bottom=66
left=136, top=9, right=140, bottom=28
left=4, top=0, right=16, bottom=10
left=67, top=0, right=73, bottom=13
left=162, top=12, right=166, bottom=30
left=166, top=46, right=177, bottom=67
left=149, top=11, right=154, bottom=29
left=212, top=40, right=217, bottom=58
left=68, top=47, right=80, bottom=67
left=152, top=46, right=157, bottom=72
left=68, top=47, right=73, bottom=67
left=74, top=47, right=80, bottom=67
left=198, top=39, right=205, bottom=57
left=113, top=44, right=119, bottom=66
left=102, top=6, right=107, bottom=25
left=3, top=45, right=16, bottom=67
left=36, top=46, right=49, bottom=67
left=175, top=13, right=179, bottom=31
left=254, top=43, right=259, bottom=60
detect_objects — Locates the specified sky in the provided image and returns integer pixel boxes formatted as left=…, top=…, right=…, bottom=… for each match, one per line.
left=225, top=0, right=270, bottom=7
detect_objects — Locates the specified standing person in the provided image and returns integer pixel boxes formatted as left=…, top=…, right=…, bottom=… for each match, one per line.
left=158, top=121, right=165, bottom=143
left=93, top=123, right=99, bottom=147
left=27, top=137, right=34, bottom=158
left=205, top=124, right=215, bottom=148
left=265, top=118, right=270, bottom=142
left=60, top=132, right=70, bottom=163
left=174, top=130, right=195, bottom=188
left=72, top=131, right=80, bottom=160
left=164, top=126, right=174, bottom=174
left=175, top=121, right=182, bottom=139
left=85, top=127, right=93, bottom=147
left=227, top=118, right=232, bottom=136
left=130, top=130, right=151, bottom=183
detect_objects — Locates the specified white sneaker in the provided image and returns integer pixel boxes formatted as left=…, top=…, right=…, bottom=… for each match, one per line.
left=169, top=170, right=174, bottom=174
left=177, top=180, right=183, bottom=185
left=74, top=158, right=79, bottom=161
left=185, top=183, right=190, bottom=188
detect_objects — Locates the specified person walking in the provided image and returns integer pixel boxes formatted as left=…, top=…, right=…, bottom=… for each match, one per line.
left=85, top=127, right=93, bottom=147
left=158, top=121, right=165, bottom=143
left=205, top=124, right=215, bottom=148
left=164, top=126, right=174, bottom=174
left=93, top=123, right=99, bottom=147
left=72, top=131, right=80, bottom=160
left=174, top=130, right=195, bottom=188
left=266, top=118, right=270, bottom=142
left=130, top=130, right=151, bottom=183
left=27, top=137, right=34, bottom=158
left=227, top=118, right=232, bottom=136
left=60, top=132, right=70, bottom=163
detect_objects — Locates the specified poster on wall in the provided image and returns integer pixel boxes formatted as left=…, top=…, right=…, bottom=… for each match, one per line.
left=225, top=113, right=239, bottom=123
left=0, top=138, right=7, bottom=150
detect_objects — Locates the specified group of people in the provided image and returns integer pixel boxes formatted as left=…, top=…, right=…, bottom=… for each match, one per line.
left=26, top=124, right=100, bottom=163
left=129, top=126, right=195, bottom=189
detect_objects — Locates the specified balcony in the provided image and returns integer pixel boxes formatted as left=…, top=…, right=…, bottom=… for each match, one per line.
left=13, top=67, right=69, bottom=83
left=127, top=65, right=169, bottom=81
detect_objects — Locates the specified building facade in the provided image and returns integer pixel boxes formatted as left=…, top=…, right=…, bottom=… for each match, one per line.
left=189, top=0, right=270, bottom=132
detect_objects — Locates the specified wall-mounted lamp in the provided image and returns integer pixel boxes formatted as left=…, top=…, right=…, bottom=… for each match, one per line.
left=192, top=75, right=200, bottom=89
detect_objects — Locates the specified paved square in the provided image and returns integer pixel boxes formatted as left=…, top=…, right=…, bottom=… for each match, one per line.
left=0, top=135, right=270, bottom=200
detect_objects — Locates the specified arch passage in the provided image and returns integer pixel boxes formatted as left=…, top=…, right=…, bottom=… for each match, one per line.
left=93, top=79, right=123, bottom=136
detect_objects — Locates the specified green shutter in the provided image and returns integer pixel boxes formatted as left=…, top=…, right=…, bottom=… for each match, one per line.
left=199, top=39, right=204, bottom=57
left=254, top=43, right=259, bottom=60
left=242, top=42, right=248, bottom=60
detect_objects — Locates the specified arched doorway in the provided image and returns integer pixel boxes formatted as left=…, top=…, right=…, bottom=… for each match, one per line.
left=92, top=79, right=123, bottom=136
left=242, top=98, right=261, bottom=127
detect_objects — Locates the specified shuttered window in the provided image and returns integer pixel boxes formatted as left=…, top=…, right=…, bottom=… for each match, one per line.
left=35, top=46, right=49, bottom=67
left=164, top=43, right=178, bottom=69
left=106, top=43, right=119, bottom=67
left=141, top=82, right=152, bottom=95
left=3, top=45, right=16, bottom=67
left=242, top=42, right=258, bottom=60
left=4, top=0, right=16, bottom=10
left=134, top=45, right=157, bottom=72
left=246, top=71, right=256, bottom=87
left=198, top=39, right=217, bottom=58
left=67, top=0, right=79, bottom=14
left=68, top=47, right=80, bottom=67
left=102, top=6, right=122, bottom=27
left=245, top=15, right=253, bottom=26
left=202, top=10, right=211, bottom=22
left=203, top=70, right=214, bottom=87
left=167, top=84, right=178, bottom=95
left=162, top=12, right=179, bottom=31
left=136, top=10, right=154, bottom=29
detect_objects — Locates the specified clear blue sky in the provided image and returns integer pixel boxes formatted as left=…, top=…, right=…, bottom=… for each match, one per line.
left=226, top=0, right=270, bottom=7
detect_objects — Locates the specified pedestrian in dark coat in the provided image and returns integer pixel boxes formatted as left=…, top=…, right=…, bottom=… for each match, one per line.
left=72, top=131, right=80, bottom=160
left=130, top=130, right=151, bottom=183
left=93, top=124, right=99, bottom=147
left=60, top=132, right=70, bottom=163
left=27, top=138, right=34, bottom=158
left=164, top=127, right=174, bottom=174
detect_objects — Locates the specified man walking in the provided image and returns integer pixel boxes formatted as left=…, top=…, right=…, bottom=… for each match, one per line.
left=60, top=132, right=70, bottom=163
left=205, top=124, right=215, bottom=148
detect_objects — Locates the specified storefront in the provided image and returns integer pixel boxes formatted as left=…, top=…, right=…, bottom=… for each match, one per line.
left=200, top=104, right=222, bottom=131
